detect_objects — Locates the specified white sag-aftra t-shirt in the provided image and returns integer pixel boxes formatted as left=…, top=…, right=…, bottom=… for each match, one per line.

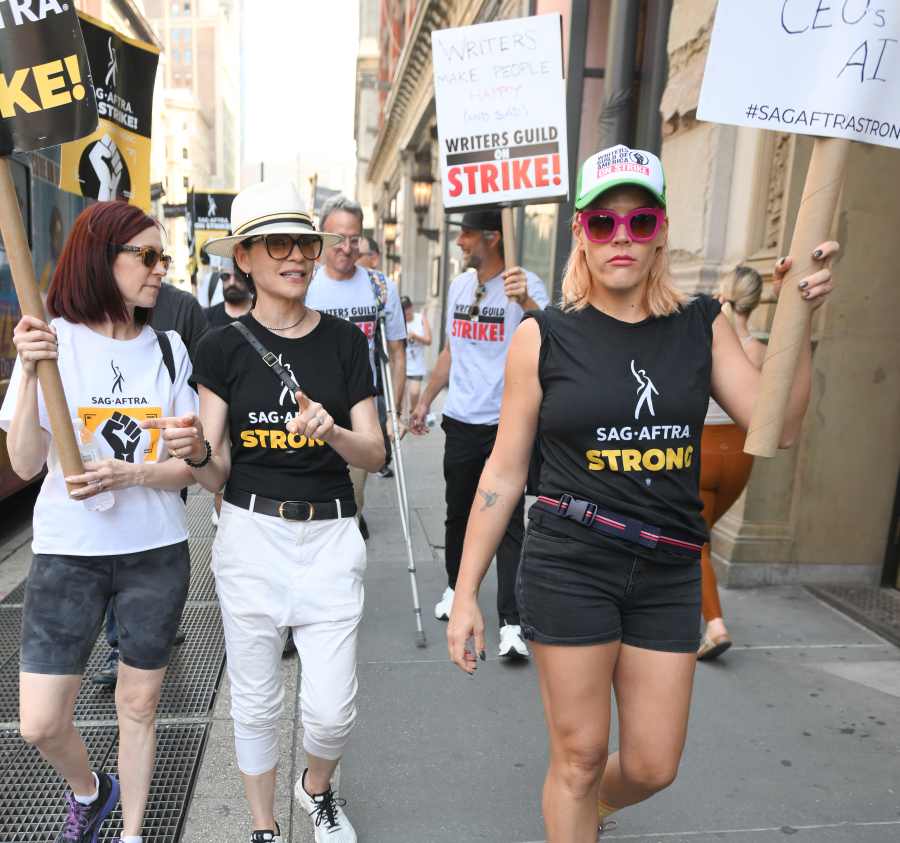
left=306, top=265, right=407, bottom=386
left=443, top=269, right=549, bottom=426
left=0, top=319, right=198, bottom=556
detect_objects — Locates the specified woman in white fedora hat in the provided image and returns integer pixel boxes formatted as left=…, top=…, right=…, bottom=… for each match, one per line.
left=147, top=181, right=384, bottom=843
left=445, top=144, right=838, bottom=841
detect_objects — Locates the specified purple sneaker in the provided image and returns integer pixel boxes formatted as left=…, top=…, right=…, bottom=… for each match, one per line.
left=54, top=771, right=119, bottom=843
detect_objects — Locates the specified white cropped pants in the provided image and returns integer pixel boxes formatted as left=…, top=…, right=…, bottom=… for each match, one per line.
left=212, top=501, right=366, bottom=775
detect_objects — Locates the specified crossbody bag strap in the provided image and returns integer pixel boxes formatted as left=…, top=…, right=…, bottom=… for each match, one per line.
left=228, top=320, right=299, bottom=395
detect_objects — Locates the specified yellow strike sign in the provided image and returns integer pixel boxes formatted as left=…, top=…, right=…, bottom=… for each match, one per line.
left=0, top=55, right=87, bottom=117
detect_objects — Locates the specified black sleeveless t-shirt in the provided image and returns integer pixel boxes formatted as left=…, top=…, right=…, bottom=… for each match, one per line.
left=526, top=295, right=721, bottom=564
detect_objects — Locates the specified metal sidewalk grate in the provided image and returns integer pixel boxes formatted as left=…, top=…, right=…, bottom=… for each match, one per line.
left=0, top=608, right=21, bottom=668
left=809, top=585, right=900, bottom=648
left=0, top=724, right=207, bottom=842
left=186, top=500, right=217, bottom=540
left=0, top=581, right=25, bottom=606
left=186, top=537, right=217, bottom=602
left=0, top=726, right=118, bottom=842
left=0, top=606, right=225, bottom=723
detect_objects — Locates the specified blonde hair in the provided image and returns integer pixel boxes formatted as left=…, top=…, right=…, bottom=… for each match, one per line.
left=560, top=219, right=687, bottom=317
left=719, top=265, right=762, bottom=316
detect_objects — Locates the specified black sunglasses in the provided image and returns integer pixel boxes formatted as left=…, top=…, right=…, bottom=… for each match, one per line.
left=249, top=233, right=323, bottom=261
left=116, top=244, right=172, bottom=270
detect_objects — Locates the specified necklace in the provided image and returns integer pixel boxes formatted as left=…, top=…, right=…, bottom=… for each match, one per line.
left=252, top=307, right=310, bottom=333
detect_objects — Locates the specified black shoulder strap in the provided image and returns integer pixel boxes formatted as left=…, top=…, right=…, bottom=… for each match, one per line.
left=154, top=329, right=176, bottom=383
left=228, top=320, right=299, bottom=396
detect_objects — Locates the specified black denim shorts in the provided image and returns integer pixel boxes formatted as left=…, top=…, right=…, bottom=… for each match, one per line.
left=20, top=541, right=190, bottom=675
left=516, top=521, right=701, bottom=653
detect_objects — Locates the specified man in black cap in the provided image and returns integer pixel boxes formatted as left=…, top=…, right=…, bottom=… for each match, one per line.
left=410, top=207, right=548, bottom=659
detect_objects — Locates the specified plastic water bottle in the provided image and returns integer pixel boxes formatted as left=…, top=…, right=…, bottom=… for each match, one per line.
left=73, top=418, right=115, bottom=512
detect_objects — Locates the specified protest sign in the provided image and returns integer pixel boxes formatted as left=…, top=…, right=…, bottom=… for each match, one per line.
left=698, top=0, right=899, bottom=150
left=0, top=1, right=97, bottom=154
left=431, top=14, right=568, bottom=210
left=59, top=13, right=159, bottom=210
left=0, top=1, right=99, bottom=486
left=695, top=0, right=890, bottom=457
left=192, top=189, right=236, bottom=262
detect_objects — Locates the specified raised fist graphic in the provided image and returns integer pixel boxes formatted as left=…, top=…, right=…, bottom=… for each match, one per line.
left=101, top=411, right=142, bottom=463
left=89, top=134, right=124, bottom=201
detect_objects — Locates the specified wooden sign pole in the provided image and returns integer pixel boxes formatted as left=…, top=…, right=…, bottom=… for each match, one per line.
left=501, top=205, right=518, bottom=286
left=0, top=158, right=84, bottom=488
left=744, top=136, right=850, bottom=458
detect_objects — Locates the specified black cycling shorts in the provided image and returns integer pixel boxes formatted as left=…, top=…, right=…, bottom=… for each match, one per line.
left=20, top=541, right=190, bottom=674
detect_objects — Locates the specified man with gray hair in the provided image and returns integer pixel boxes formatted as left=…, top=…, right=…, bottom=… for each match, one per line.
left=306, top=195, right=407, bottom=540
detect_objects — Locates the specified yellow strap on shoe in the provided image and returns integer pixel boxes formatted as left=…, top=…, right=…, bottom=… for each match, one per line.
left=598, top=799, right=617, bottom=820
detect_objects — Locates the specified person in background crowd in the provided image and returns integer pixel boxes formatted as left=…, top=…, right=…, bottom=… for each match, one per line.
left=445, top=144, right=837, bottom=841
left=92, top=280, right=206, bottom=687
left=205, top=257, right=254, bottom=328
left=356, top=236, right=381, bottom=271
left=400, top=296, right=431, bottom=425
left=410, top=206, right=549, bottom=659
left=307, top=195, right=406, bottom=541
left=153, top=181, right=383, bottom=843
left=197, top=258, right=227, bottom=309
left=1, top=201, right=198, bottom=843
left=697, top=265, right=767, bottom=660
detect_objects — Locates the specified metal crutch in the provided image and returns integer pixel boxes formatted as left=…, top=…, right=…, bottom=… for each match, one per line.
left=375, top=315, right=427, bottom=648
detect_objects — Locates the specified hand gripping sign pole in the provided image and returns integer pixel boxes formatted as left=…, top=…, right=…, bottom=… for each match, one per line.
left=0, top=5, right=99, bottom=491
left=697, top=0, right=900, bottom=457
left=373, top=287, right=427, bottom=648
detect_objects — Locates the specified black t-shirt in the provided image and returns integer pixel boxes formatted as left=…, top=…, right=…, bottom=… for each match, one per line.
left=192, top=312, right=376, bottom=501
left=205, top=302, right=231, bottom=328
left=527, top=296, right=722, bottom=563
left=149, top=283, right=208, bottom=362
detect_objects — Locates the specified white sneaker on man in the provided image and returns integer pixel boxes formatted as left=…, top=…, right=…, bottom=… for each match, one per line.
left=498, top=623, right=530, bottom=658
left=434, top=586, right=454, bottom=621
left=295, top=770, right=357, bottom=843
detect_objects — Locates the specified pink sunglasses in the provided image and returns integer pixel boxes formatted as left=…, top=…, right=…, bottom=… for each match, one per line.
left=578, top=207, right=666, bottom=244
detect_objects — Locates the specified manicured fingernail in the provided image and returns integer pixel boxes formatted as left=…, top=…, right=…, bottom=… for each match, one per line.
left=778, top=257, right=786, bottom=265
left=479, top=650, right=486, bottom=661
left=799, top=281, right=808, bottom=289
left=813, top=249, right=823, bottom=259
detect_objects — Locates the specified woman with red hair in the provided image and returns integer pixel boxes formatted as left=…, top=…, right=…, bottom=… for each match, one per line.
left=0, top=201, right=197, bottom=843
left=446, top=145, right=838, bottom=841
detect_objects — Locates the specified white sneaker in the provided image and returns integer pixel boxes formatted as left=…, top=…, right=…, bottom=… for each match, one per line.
left=434, top=586, right=454, bottom=621
left=295, top=770, right=357, bottom=843
left=498, top=623, right=529, bottom=658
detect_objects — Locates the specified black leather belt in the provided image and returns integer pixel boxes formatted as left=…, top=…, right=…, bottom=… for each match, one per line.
left=533, top=494, right=703, bottom=558
left=225, top=490, right=356, bottom=522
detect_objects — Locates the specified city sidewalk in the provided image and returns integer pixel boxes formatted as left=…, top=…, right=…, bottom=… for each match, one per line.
left=184, top=418, right=900, bottom=843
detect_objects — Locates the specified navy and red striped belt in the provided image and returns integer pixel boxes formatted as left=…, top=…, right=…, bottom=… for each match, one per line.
left=533, top=494, right=704, bottom=558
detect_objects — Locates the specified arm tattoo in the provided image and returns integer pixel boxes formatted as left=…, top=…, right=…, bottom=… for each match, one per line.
left=477, top=487, right=499, bottom=510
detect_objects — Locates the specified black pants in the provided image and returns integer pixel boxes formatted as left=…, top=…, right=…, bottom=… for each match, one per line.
left=442, top=415, right=524, bottom=626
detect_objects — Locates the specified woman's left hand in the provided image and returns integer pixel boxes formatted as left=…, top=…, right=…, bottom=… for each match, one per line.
left=773, top=240, right=839, bottom=309
left=287, top=391, right=334, bottom=442
left=66, top=459, right=140, bottom=499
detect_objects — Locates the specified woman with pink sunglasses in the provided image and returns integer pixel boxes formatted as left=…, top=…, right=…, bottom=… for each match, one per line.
left=446, top=144, right=838, bottom=841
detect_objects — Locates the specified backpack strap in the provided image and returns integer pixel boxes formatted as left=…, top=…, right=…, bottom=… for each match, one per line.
left=228, top=320, right=299, bottom=396
left=154, top=329, right=176, bottom=383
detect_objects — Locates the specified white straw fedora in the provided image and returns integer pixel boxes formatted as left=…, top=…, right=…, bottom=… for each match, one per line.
left=203, top=181, right=343, bottom=257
